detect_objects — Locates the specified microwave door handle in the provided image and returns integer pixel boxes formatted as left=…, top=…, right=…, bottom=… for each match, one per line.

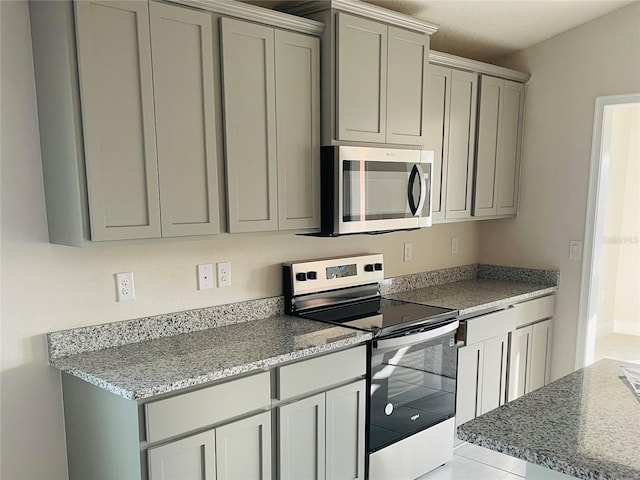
left=408, top=164, right=427, bottom=217
left=415, top=164, right=427, bottom=215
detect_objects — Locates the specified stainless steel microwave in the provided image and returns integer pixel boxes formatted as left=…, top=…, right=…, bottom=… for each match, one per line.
left=320, top=146, right=433, bottom=235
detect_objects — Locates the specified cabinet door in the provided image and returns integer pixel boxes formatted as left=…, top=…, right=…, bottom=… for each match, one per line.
left=326, top=380, right=366, bottom=480
left=75, top=0, right=161, bottom=241
left=473, top=75, right=502, bottom=217
left=216, top=412, right=272, bottom=480
left=279, top=393, right=326, bottom=480
left=148, top=430, right=215, bottom=480
left=481, top=333, right=508, bottom=414
left=386, top=27, right=429, bottom=145
left=507, top=326, right=531, bottom=402
left=336, top=13, right=387, bottom=143
left=221, top=18, right=278, bottom=233
left=530, top=319, right=553, bottom=392
left=149, top=2, right=220, bottom=237
left=275, top=30, right=321, bottom=231
left=456, top=343, right=483, bottom=426
left=496, top=80, right=524, bottom=216
left=425, top=65, right=451, bottom=221
left=445, top=70, right=477, bottom=219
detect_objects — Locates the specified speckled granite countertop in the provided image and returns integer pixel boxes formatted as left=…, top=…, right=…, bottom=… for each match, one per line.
left=458, top=359, right=640, bottom=480
left=386, top=279, right=557, bottom=315
left=50, top=316, right=371, bottom=400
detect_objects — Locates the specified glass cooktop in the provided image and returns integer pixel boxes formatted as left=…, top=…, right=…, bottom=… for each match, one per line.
left=301, top=297, right=457, bottom=336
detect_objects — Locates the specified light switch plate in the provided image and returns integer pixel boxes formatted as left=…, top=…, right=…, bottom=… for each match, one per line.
left=569, top=240, right=582, bottom=260
left=403, top=242, right=413, bottom=262
left=451, top=236, right=459, bottom=255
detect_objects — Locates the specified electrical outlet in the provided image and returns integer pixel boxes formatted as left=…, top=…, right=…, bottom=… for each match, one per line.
left=217, top=261, right=231, bottom=287
left=197, top=264, right=214, bottom=290
left=403, top=242, right=413, bottom=262
left=115, top=272, right=136, bottom=302
left=451, top=236, right=459, bottom=255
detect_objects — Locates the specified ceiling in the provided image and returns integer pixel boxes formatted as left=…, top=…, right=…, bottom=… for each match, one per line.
left=245, top=0, right=637, bottom=62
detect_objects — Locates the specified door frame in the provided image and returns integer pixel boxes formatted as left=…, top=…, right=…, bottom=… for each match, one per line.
left=575, top=93, right=640, bottom=369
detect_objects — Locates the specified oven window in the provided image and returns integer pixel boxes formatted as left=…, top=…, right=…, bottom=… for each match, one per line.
left=369, top=331, right=457, bottom=453
left=343, top=160, right=417, bottom=222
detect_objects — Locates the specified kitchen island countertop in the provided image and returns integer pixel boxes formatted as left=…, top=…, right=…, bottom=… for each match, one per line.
left=386, top=278, right=557, bottom=315
left=458, top=359, right=640, bottom=480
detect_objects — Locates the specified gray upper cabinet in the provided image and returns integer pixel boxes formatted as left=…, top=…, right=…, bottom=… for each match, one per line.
left=221, top=18, right=278, bottom=233
left=149, top=1, right=221, bottom=237
left=474, top=75, right=525, bottom=218
left=275, top=30, right=321, bottom=231
left=75, top=0, right=162, bottom=241
left=31, top=0, right=222, bottom=245
left=336, top=13, right=387, bottom=143
left=221, top=17, right=320, bottom=233
left=427, top=65, right=477, bottom=222
left=386, top=26, right=430, bottom=145
left=336, top=12, right=429, bottom=146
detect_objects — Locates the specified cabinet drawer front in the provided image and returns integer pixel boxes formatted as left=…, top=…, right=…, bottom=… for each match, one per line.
left=146, top=372, right=270, bottom=443
left=514, top=295, right=555, bottom=328
left=465, top=308, right=515, bottom=345
left=278, top=346, right=366, bottom=401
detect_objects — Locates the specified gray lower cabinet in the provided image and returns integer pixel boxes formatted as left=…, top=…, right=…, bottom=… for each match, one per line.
left=456, top=307, right=515, bottom=426
left=507, top=296, right=555, bottom=402
left=278, top=380, right=366, bottom=480
left=148, top=430, right=216, bottom=480
left=456, top=333, right=508, bottom=426
left=30, top=0, right=222, bottom=245
left=427, top=65, right=478, bottom=222
left=148, top=412, right=272, bottom=480
left=221, top=17, right=320, bottom=233
left=336, top=12, right=429, bottom=145
left=60, top=345, right=366, bottom=480
left=473, top=75, right=525, bottom=218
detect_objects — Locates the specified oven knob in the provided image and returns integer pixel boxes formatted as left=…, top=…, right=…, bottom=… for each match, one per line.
left=364, top=264, right=374, bottom=272
left=296, top=272, right=307, bottom=281
left=385, top=403, right=394, bottom=416
left=307, top=271, right=317, bottom=280
left=374, top=263, right=383, bottom=271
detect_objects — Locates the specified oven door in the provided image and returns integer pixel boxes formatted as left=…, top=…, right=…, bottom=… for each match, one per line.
left=336, top=146, right=433, bottom=234
left=369, top=320, right=458, bottom=453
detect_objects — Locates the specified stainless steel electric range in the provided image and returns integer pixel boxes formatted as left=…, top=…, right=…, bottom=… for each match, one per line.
left=283, top=254, right=460, bottom=479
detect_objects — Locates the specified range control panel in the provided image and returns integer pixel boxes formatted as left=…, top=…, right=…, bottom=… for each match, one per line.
left=283, top=254, right=384, bottom=296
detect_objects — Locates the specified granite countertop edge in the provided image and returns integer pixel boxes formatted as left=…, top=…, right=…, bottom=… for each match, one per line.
left=51, top=330, right=372, bottom=400
left=456, top=429, right=599, bottom=480
left=457, top=285, right=559, bottom=315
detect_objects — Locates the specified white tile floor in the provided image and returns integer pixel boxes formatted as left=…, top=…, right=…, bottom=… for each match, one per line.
left=417, top=442, right=526, bottom=480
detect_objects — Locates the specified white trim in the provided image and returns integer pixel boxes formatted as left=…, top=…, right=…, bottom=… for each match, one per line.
left=429, top=50, right=530, bottom=83
left=575, top=93, right=640, bottom=370
left=279, top=0, right=439, bottom=34
left=168, top=0, right=326, bottom=35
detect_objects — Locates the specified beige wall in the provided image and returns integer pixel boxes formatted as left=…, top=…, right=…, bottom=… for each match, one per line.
left=481, top=2, right=640, bottom=379
left=0, top=2, right=479, bottom=478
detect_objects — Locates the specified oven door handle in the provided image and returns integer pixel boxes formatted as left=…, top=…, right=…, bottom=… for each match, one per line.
left=374, top=320, right=459, bottom=350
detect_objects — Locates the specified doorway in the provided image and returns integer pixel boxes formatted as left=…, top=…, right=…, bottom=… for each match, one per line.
left=576, top=94, right=640, bottom=369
